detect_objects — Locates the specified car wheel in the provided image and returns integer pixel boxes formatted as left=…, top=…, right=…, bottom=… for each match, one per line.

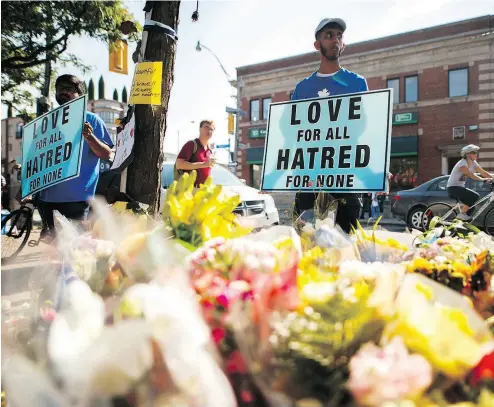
left=408, top=207, right=425, bottom=231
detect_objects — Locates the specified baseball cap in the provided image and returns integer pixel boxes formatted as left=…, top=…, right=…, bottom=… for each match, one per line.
left=315, top=18, right=346, bottom=37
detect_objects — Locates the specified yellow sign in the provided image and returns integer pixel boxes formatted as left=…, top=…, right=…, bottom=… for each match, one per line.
left=129, top=62, right=163, bottom=105
left=227, top=113, right=234, bottom=134
left=109, top=40, right=128, bottom=75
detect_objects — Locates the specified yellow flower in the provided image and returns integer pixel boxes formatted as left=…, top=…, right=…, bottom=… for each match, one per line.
left=384, top=275, right=491, bottom=379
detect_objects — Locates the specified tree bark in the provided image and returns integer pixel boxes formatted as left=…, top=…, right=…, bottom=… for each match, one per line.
left=127, top=1, right=181, bottom=212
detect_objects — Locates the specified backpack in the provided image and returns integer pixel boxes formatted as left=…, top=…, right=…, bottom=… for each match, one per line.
left=174, top=139, right=199, bottom=181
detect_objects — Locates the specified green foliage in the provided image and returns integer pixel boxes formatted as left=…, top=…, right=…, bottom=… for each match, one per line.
left=1, top=0, right=140, bottom=111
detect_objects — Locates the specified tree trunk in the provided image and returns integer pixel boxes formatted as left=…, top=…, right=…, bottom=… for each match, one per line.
left=127, top=1, right=181, bottom=212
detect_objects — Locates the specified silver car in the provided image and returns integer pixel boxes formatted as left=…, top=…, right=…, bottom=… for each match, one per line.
left=391, top=175, right=492, bottom=230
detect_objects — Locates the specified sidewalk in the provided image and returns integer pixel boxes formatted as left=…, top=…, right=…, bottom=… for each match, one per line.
left=1, top=229, right=57, bottom=308
left=273, top=193, right=406, bottom=228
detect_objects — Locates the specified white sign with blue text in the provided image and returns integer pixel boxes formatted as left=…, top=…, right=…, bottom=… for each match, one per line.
left=261, top=89, right=393, bottom=193
left=21, top=95, right=87, bottom=198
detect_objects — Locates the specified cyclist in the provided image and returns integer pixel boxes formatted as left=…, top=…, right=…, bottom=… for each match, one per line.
left=447, top=144, right=493, bottom=221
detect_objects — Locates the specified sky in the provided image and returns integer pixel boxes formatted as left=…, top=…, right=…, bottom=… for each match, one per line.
left=4, top=0, right=493, bottom=162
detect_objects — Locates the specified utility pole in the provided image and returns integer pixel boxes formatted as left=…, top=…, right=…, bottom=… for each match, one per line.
left=126, top=1, right=181, bottom=213
left=37, top=26, right=53, bottom=117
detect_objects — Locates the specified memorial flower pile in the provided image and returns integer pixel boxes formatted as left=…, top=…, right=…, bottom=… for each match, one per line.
left=2, top=172, right=493, bottom=407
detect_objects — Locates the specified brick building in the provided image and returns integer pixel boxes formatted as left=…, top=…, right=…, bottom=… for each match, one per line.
left=233, top=15, right=494, bottom=191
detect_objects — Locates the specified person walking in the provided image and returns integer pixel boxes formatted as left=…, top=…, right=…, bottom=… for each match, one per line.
left=175, top=120, right=216, bottom=187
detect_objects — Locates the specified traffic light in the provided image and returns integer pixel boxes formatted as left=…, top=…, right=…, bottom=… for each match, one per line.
left=227, top=113, right=235, bottom=134
left=109, top=39, right=128, bottom=75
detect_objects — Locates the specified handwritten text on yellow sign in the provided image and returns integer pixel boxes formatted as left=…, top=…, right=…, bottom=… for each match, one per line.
left=129, top=62, right=163, bottom=105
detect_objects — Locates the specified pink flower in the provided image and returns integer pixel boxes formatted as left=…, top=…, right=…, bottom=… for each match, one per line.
left=308, top=181, right=313, bottom=187
left=211, top=327, right=226, bottom=344
left=226, top=350, right=248, bottom=374
left=216, top=293, right=229, bottom=309
left=347, top=336, right=432, bottom=406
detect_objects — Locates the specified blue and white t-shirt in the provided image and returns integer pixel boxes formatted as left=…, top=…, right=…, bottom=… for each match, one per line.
left=291, top=68, right=368, bottom=101
left=40, top=111, right=114, bottom=203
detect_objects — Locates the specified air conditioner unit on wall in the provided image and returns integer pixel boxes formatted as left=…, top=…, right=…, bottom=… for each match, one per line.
left=452, top=126, right=466, bottom=140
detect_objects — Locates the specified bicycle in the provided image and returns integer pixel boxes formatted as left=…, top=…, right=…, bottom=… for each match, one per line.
left=421, top=180, right=494, bottom=236
left=1, top=196, right=43, bottom=260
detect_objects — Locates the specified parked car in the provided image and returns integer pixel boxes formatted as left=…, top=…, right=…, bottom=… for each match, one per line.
left=391, top=175, right=492, bottom=230
left=160, top=162, right=280, bottom=229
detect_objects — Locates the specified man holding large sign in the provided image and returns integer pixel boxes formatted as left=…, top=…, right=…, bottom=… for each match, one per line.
left=261, top=18, right=391, bottom=233
left=21, top=75, right=113, bottom=239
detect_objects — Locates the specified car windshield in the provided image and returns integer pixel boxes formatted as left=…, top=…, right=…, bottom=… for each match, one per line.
left=161, top=163, right=244, bottom=187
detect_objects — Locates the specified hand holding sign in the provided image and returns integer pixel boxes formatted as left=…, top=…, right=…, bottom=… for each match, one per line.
left=82, top=122, right=94, bottom=140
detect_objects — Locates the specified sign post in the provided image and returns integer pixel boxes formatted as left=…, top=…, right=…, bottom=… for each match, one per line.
left=261, top=89, right=393, bottom=192
left=21, top=95, right=87, bottom=199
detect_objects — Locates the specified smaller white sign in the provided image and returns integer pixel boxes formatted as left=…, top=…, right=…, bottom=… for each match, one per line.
left=111, top=113, right=135, bottom=170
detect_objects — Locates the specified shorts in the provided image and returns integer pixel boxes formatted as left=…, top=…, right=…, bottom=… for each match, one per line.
left=447, top=186, right=479, bottom=209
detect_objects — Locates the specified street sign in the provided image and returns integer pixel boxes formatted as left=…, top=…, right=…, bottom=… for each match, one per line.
left=225, top=106, right=248, bottom=117
left=228, top=162, right=238, bottom=167
left=216, top=143, right=230, bottom=149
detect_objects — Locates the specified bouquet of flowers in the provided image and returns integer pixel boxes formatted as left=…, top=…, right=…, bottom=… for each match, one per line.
left=186, top=226, right=301, bottom=406
left=162, top=171, right=252, bottom=248
left=402, top=234, right=493, bottom=317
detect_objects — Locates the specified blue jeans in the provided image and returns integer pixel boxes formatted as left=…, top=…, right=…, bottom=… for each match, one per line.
left=371, top=204, right=380, bottom=218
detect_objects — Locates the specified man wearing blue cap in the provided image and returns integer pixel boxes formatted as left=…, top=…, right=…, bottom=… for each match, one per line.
left=292, top=18, right=368, bottom=233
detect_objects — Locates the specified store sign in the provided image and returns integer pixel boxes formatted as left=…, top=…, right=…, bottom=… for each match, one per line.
left=248, top=128, right=267, bottom=139
left=392, top=112, right=418, bottom=125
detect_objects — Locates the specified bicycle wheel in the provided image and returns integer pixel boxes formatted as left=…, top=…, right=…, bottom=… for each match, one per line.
left=422, top=202, right=457, bottom=230
left=484, top=207, right=494, bottom=236
left=1, top=208, right=33, bottom=260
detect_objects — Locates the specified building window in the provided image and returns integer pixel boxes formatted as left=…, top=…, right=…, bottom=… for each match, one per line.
left=249, top=164, right=263, bottom=188
left=262, top=97, right=271, bottom=120
left=389, top=157, right=418, bottom=191
left=449, top=68, right=468, bottom=97
left=250, top=99, right=260, bottom=122
left=387, top=78, right=400, bottom=104
left=97, top=110, right=120, bottom=125
left=405, top=76, right=418, bottom=103
left=15, top=123, right=23, bottom=139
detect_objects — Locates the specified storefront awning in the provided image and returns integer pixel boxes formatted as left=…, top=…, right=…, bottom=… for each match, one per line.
left=391, top=136, right=418, bottom=157
left=246, top=147, right=264, bottom=163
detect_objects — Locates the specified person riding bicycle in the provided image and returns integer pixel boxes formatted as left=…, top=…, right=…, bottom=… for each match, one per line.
left=447, top=144, right=493, bottom=221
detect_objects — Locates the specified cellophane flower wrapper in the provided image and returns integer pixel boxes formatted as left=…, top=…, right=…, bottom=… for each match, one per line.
left=230, top=268, right=387, bottom=407
left=89, top=198, right=191, bottom=284
left=38, top=273, right=236, bottom=407
left=383, top=273, right=493, bottom=380
left=352, top=222, right=411, bottom=264
left=402, top=234, right=493, bottom=318
left=186, top=226, right=301, bottom=407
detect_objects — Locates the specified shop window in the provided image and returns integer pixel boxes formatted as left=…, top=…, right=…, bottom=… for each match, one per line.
left=249, top=163, right=263, bottom=188
left=387, top=78, right=400, bottom=104
left=389, top=156, right=418, bottom=191
left=15, top=123, right=23, bottom=139
left=449, top=68, right=468, bottom=97
left=262, top=97, right=271, bottom=120
left=250, top=100, right=260, bottom=122
left=405, top=76, right=418, bottom=103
